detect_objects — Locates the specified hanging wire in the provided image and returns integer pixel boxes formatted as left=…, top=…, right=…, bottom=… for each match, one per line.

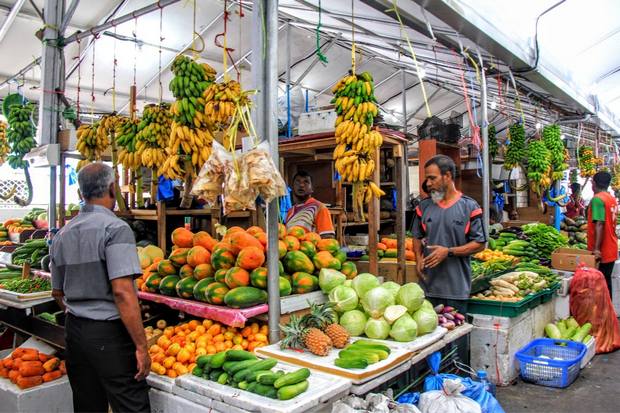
left=158, top=6, right=164, bottom=103
left=112, top=26, right=117, bottom=113
left=75, top=37, right=82, bottom=118
left=351, top=0, right=356, bottom=74
left=314, top=0, right=328, bottom=64
left=133, top=18, right=137, bottom=88
left=215, top=0, right=240, bottom=82
left=90, top=36, right=97, bottom=118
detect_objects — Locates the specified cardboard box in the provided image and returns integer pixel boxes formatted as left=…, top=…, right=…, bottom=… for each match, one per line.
left=551, top=247, right=597, bottom=271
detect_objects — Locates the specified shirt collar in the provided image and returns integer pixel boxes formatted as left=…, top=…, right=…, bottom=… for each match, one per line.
left=80, top=204, right=116, bottom=217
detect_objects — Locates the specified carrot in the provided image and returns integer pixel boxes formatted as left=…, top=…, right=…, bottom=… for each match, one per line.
left=2, top=358, right=14, bottom=369
left=8, top=369, right=19, bottom=383
left=42, top=370, right=62, bottom=382
left=20, top=351, right=40, bottom=361
left=16, top=375, right=43, bottom=389
left=42, top=358, right=60, bottom=372
left=18, top=361, right=45, bottom=377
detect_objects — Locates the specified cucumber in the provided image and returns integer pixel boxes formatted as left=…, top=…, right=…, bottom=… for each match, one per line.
left=242, top=358, right=278, bottom=375
left=233, top=367, right=253, bottom=383
left=209, top=351, right=228, bottom=368
left=258, top=371, right=284, bottom=385
left=335, top=357, right=369, bottom=369
left=273, top=368, right=311, bottom=389
left=238, top=381, right=249, bottom=390
left=252, top=383, right=278, bottom=399
left=277, top=380, right=309, bottom=400
left=225, top=350, right=257, bottom=361
left=209, top=369, right=224, bottom=381
left=338, top=350, right=380, bottom=364
left=225, top=359, right=262, bottom=375
left=196, top=355, right=213, bottom=369
left=247, top=382, right=258, bottom=393
left=217, top=372, right=228, bottom=385
left=246, top=369, right=274, bottom=383
left=192, top=366, right=203, bottom=377
left=344, top=347, right=389, bottom=360
left=348, top=340, right=391, bottom=354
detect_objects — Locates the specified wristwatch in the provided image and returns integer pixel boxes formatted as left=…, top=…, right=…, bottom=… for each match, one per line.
left=448, top=248, right=454, bottom=257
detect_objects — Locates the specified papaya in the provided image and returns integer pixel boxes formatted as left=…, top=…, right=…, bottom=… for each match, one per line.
left=145, top=274, right=162, bottom=292
left=405, top=250, right=416, bottom=261
left=187, top=246, right=210, bottom=267
left=171, top=228, right=194, bottom=248
left=212, top=242, right=235, bottom=255
left=224, top=267, right=251, bottom=289
left=284, top=236, right=300, bottom=251
left=255, top=232, right=267, bottom=248
left=292, top=273, right=319, bottom=294
left=278, top=260, right=286, bottom=276
left=279, top=277, right=292, bottom=296
left=211, top=248, right=235, bottom=271
left=224, top=231, right=264, bottom=253
left=333, top=249, right=347, bottom=264
left=316, top=239, right=340, bottom=254
left=381, top=238, right=397, bottom=249
left=179, top=264, right=194, bottom=279
left=278, top=223, right=287, bottom=240
left=287, top=226, right=307, bottom=239
left=278, top=240, right=288, bottom=258
left=299, top=241, right=316, bottom=258
left=236, top=246, right=265, bottom=271
left=226, top=226, right=245, bottom=234
left=246, top=226, right=264, bottom=237
left=313, top=251, right=341, bottom=271
left=377, top=242, right=387, bottom=251
left=384, top=248, right=397, bottom=258
left=192, top=231, right=217, bottom=251
left=193, top=278, right=214, bottom=301
left=250, top=267, right=268, bottom=289
left=176, top=277, right=198, bottom=299
left=158, top=260, right=177, bottom=276
left=303, top=232, right=321, bottom=246
left=169, top=248, right=189, bottom=267
left=340, top=261, right=358, bottom=279
left=214, top=268, right=228, bottom=283
left=205, top=282, right=229, bottom=305
left=224, top=287, right=268, bottom=308
left=160, top=275, right=181, bottom=296
left=194, top=263, right=214, bottom=280
left=283, top=251, right=315, bottom=274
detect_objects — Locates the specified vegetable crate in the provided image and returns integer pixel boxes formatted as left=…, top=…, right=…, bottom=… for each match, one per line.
left=468, top=294, right=539, bottom=318
left=515, top=338, right=586, bottom=388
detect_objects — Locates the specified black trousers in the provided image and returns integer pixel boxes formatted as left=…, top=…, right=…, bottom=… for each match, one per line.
left=65, top=313, right=150, bottom=413
left=598, top=261, right=615, bottom=299
left=428, top=297, right=469, bottom=366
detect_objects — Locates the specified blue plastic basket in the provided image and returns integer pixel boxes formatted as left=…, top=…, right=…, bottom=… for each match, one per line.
left=515, top=338, right=587, bottom=388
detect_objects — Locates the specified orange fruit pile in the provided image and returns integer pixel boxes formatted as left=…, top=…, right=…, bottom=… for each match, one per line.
left=149, top=319, right=269, bottom=378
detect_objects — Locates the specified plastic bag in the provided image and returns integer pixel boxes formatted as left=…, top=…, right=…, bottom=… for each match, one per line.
left=192, top=141, right=232, bottom=206
left=570, top=263, right=620, bottom=353
left=244, top=141, right=287, bottom=203
left=419, top=379, right=481, bottom=413
left=423, top=352, right=504, bottom=413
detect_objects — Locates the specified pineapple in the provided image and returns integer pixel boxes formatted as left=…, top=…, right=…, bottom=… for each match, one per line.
left=304, top=302, right=350, bottom=349
left=280, top=314, right=333, bottom=356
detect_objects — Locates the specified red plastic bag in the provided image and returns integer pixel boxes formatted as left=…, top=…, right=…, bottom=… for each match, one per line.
left=570, top=263, right=620, bottom=353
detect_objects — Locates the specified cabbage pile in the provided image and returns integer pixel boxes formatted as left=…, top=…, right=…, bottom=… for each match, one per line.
left=324, top=270, right=439, bottom=342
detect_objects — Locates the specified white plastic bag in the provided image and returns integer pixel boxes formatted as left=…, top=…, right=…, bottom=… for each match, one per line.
left=418, top=379, right=481, bottom=413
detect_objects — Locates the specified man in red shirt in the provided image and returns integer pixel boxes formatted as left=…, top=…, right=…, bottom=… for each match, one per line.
left=587, top=171, right=618, bottom=297
left=286, top=171, right=335, bottom=239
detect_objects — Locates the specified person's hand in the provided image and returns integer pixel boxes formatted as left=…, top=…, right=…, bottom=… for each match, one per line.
left=135, top=347, right=151, bottom=381
left=416, top=257, right=425, bottom=278
left=593, top=249, right=602, bottom=260
left=423, top=245, right=450, bottom=269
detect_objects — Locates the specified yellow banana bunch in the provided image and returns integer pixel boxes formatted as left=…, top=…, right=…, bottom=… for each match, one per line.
left=76, top=122, right=108, bottom=169
left=203, top=80, right=247, bottom=127
left=135, top=104, right=172, bottom=169
left=0, top=121, right=9, bottom=166
left=159, top=153, right=185, bottom=180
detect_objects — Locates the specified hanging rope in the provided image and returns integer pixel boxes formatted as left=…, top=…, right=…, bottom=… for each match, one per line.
left=74, top=37, right=82, bottom=118
left=315, top=0, right=328, bottom=64
left=112, top=26, right=117, bottom=113
left=158, top=6, right=164, bottom=103
left=389, top=0, right=431, bottom=118
left=351, top=0, right=356, bottom=74
left=214, top=0, right=239, bottom=82
left=507, top=68, right=525, bottom=124
left=453, top=50, right=480, bottom=148
left=133, top=18, right=137, bottom=88
left=90, top=36, right=97, bottom=118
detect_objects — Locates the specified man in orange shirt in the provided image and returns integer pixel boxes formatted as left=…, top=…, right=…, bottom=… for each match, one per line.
left=285, top=171, right=335, bottom=239
left=587, top=171, right=618, bottom=297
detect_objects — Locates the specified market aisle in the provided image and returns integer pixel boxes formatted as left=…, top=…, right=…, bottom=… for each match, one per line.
left=497, top=350, right=620, bottom=413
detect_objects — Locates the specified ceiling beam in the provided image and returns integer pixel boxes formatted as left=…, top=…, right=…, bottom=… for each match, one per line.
left=0, top=0, right=27, bottom=45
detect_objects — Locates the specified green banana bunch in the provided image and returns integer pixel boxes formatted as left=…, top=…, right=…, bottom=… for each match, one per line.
left=115, top=117, right=140, bottom=152
left=504, top=123, right=526, bottom=170
left=488, top=124, right=498, bottom=159
left=542, top=124, right=568, bottom=180
left=527, top=140, right=551, bottom=194
left=330, top=71, right=378, bottom=127
left=7, top=103, right=37, bottom=169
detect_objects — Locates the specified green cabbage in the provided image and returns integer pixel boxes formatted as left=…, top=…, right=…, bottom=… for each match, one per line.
left=384, top=305, right=408, bottom=324
left=361, top=287, right=395, bottom=318
left=343, top=279, right=353, bottom=288
left=328, top=285, right=359, bottom=312
left=381, top=281, right=401, bottom=299
left=389, top=313, right=418, bottom=342
left=364, top=317, right=391, bottom=340
left=352, top=273, right=380, bottom=299
left=396, top=283, right=425, bottom=313
left=420, top=299, right=434, bottom=312
left=319, top=268, right=346, bottom=293
left=339, top=310, right=367, bottom=336
left=412, top=307, right=438, bottom=335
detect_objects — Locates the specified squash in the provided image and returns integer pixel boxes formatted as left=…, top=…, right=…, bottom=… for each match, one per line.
left=43, top=357, right=60, bottom=372
left=42, top=370, right=62, bottom=382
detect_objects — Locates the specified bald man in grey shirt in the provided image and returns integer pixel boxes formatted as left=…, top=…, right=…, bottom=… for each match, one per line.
left=51, top=163, right=150, bottom=413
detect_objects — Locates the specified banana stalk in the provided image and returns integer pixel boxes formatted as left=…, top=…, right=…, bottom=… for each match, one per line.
left=179, top=157, right=194, bottom=209
left=110, top=130, right=127, bottom=211
left=150, top=167, right=157, bottom=205
left=136, top=168, right=144, bottom=208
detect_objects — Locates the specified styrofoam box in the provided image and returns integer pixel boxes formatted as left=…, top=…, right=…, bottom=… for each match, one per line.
left=554, top=294, right=571, bottom=320
left=471, top=311, right=530, bottom=330
left=612, top=275, right=620, bottom=315
left=149, top=388, right=219, bottom=413
left=531, top=300, right=555, bottom=337
left=470, top=317, right=533, bottom=356
left=297, top=109, right=337, bottom=136
left=0, top=374, right=73, bottom=413
left=470, top=349, right=517, bottom=386
left=581, top=337, right=596, bottom=369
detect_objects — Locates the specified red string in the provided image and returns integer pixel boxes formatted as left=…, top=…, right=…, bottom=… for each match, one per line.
left=75, top=38, right=81, bottom=116
left=91, top=37, right=97, bottom=109
left=214, top=0, right=240, bottom=80
left=496, top=73, right=506, bottom=116
left=238, top=0, right=244, bottom=17
left=452, top=50, right=480, bottom=149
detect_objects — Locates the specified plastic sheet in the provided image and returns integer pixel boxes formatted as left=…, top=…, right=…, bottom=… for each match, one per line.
left=137, top=292, right=267, bottom=327
left=570, top=263, right=620, bottom=353
left=419, top=379, right=481, bottom=413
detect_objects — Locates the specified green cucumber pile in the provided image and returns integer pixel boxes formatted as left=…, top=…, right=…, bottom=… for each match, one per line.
left=545, top=317, right=592, bottom=344
left=12, top=239, right=49, bottom=268
left=334, top=340, right=391, bottom=369
left=192, top=350, right=311, bottom=401
left=0, top=267, right=23, bottom=280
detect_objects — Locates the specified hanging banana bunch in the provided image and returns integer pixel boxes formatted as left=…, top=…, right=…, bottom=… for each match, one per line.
left=541, top=124, right=568, bottom=181
left=203, top=80, right=248, bottom=128
left=0, top=120, right=9, bottom=166
left=7, top=103, right=37, bottom=169
left=116, top=117, right=141, bottom=170
left=578, top=146, right=599, bottom=178
left=331, top=71, right=384, bottom=220
left=76, top=122, right=107, bottom=170
left=162, top=56, right=216, bottom=181
left=135, top=104, right=172, bottom=169
left=611, top=164, right=620, bottom=192
left=504, top=123, right=526, bottom=170
left=526, top=139, right=552, bottom=195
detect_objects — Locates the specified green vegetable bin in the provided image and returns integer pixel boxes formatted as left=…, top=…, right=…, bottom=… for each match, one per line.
left=468, top=293, right=540, bottom=318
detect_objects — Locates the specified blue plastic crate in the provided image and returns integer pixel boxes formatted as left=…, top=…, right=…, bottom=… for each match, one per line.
left=515, top=338, right=587, bottom=388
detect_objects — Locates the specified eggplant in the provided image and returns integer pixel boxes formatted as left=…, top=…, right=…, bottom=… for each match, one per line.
left=443, top=312, right=455, bottom=321
left=454, top=313, right=465, bottom=321
left=438, top=315, right=447, bottom=324
left=434, top=304, right=445, bottom=314
left=443, top=321, right=456, bottom=330
left=442, top=306, right=455, bottom=313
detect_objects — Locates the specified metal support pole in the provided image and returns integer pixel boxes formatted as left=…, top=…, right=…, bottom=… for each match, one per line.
left=0, top=0, right=27, bottom=44
left=40, top=0, right=65, bottom=229
left=286, top=21, right=292, bottom=138
left=401, top=70, right=407, bottom=133
left=478, top=51, right=490, bottom=237
left=253, top=0, right=281, bottom=344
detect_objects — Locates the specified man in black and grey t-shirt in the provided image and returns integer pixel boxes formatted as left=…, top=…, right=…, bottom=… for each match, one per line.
left=413, top=155, right=486, bottom=319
